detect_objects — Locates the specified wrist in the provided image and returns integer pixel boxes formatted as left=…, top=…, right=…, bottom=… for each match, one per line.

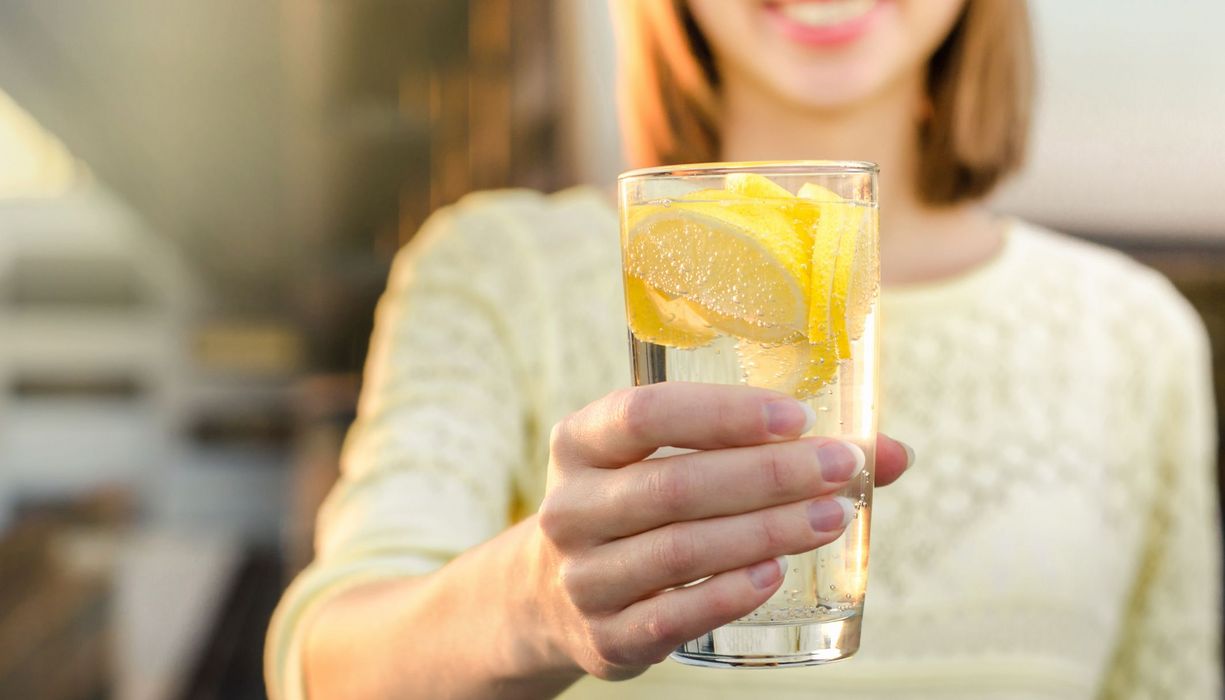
left=502, top=517, right=587, bottom=684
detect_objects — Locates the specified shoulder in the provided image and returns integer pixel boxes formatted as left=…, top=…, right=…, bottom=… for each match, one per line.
left=1009, top=220, right=1208, bottom=358
left=391, top=186, right=618, bottom=288
left=1010, top=220, right=1163, bottom=290
left=413, top=186, right=614, bottom=251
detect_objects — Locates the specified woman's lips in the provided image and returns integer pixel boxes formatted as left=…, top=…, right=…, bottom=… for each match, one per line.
left=764, top=0, right=885, bottom=47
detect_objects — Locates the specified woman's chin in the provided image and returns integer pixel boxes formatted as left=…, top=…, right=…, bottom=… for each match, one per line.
left=752, top=34, right=908, bottom=112
left=771, top=70, right=894, bottom=113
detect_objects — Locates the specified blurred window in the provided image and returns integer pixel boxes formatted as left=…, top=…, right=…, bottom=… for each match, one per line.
left=0, top=89, right=79, bottom=199
left=6, top=255, right=148, bottom=309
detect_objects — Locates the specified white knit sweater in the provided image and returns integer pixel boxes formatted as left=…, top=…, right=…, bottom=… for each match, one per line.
left=266, top=187, right=1221, bottom=699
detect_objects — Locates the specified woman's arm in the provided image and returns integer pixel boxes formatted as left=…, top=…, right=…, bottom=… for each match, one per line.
left=1099, top=297, right=1221, bottom=698
left=265, top=195, right=552, bottom=699
left=303, top=517, right=581, bottom=700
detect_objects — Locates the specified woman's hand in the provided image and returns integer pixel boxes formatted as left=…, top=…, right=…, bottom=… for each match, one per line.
left=528, top=382, right=912, bottom=681
left=299, top=381, right=911, bottom=700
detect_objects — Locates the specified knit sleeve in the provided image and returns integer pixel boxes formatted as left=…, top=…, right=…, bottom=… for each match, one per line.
left=264, top=194, right=547, bottom=700
left=1100, top=297, right=1222, bottom=698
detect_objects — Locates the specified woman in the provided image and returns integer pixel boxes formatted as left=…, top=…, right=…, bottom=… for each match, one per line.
left=267, top=1, right=1220, bottom=698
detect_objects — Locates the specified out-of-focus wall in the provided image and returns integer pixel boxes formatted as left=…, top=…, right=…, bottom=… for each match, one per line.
left=557, top=0, right=1225, bottom=238
left=555, top=0, right=624, bottom=187
left=994, top=0, right=1225, bottom=238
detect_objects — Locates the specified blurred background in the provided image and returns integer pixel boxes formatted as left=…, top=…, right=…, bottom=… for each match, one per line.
left=0, top=1, right=1221, bottom=698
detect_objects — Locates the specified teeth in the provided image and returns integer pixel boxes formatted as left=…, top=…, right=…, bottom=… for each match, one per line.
left=778, top=0, right=875, bottom=27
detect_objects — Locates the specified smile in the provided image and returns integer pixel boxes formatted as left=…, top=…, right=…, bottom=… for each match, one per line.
left=764, top=0, right=885, bottom=46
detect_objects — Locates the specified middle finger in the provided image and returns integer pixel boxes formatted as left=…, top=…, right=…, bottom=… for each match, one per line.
left=583, top=437, right=865, bottom=543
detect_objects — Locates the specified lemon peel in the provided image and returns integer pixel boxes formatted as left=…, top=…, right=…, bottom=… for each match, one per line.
left=798, top=183, right=874, bottom=359
left=624, top=275, right=717, bottom=349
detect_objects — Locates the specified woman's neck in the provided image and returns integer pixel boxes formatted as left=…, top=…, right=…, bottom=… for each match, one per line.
left=718, top=66, right=1004, bottom=285
left=720, top=67, right=923, bottom=219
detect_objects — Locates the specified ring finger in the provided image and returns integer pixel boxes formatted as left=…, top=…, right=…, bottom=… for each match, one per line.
left=565, top=494, right=856, bottom=613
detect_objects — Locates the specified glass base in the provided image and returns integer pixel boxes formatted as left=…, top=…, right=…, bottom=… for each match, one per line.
left=670, top=612, right=861, bottom=669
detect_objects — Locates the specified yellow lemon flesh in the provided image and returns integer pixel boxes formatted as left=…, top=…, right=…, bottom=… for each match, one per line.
left=726, top=172, right=794, bottom=199
left=623, top=274, right=718, bottom=349
left=728, top=173, right=818, bottom=254
left=623, top=179, right=875, bottom=399
left=739, top=335, right=839, bottom=398
left=721, top=176, right=839, bottom=395
left=624, top=190, right=810, bottom=343
left=797, top=182, right=874, bottom=360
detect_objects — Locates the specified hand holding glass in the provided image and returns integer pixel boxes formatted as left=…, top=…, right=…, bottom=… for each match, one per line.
left=618, top=161, right=880, bottom=667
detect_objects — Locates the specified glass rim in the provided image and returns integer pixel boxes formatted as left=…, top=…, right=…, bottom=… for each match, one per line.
left=618, top=159, right=878, bottom=181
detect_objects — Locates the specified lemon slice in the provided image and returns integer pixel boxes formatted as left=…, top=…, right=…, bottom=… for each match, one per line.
left=624, top=194, right=810, bottom=343
left=847, top=207, right=879, bottom=342
left=696, top=305, right=802, bottom=344
left=623, top=188, right=744, bottom=235
left=739, top=336, right=839, bottom=400
left=797, top=183, right=874, bottom=359
left=728, top=173, right=818, bottom=254
left=624, top=274, right=718, bottom=349
left=727, top=172, right=794, bottom=199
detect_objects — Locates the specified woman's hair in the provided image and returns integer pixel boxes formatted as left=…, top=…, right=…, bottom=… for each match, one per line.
left=612, top=0, right=1033, bottom=205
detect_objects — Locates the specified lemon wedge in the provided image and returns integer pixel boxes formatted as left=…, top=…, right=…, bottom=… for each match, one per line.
left=624, top=192, right=810, bottom=343
left=624, top=274, right=718, bottom=349
left=728, top=173, right=818, bottom=254
left=696, top=305, right=802, bottom=344
left=797, top=183, right=874, bottom=359
left=847, top=207, right=879, bottom=343
left=727, top=172, right=794, bottom=200
left=739, top=336, right=839, bottom=400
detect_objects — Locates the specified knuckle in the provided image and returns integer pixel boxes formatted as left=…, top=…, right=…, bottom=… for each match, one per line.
left=537, top=493, right=591, bottom=549
left=642, top=608, right=683, bottom=649
left=702, top=583, right=745, bottom=622
left=535, top=497, right=567, bottom=541
left=760, top=444, right=797, bottom=498
left=651, top=532, right=700, bottom=581
left=589, top=629, right=632, bottom=670
left=548, top=415, right=576, bottom=458
left=586, top=660, right=620, bottom=682
left=586, top=656, right=644, bottom=682
left=644, top=461, right=692, bottom=513
left=618, top=386, right=659, bottom=440
left=644, top=644, right=674, bottom=666
left=585, top=619, right=662, bottom=679
left=557, top=558, right=590, bottom=604
left=756, top=510, right=792, bottom=553
left=652, top=529, right=698, bottom=578
left=711, top=393, right=747, bottom=440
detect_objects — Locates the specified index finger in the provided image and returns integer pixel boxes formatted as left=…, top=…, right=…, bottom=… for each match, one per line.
left=550, top=382, right=815, bottom=469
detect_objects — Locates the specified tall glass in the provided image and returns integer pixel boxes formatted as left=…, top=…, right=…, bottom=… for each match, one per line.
left=617, top=161, right=879, bottom=668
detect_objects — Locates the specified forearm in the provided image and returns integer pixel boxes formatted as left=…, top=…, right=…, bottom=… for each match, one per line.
left=302, top=516, right=584, bottom=700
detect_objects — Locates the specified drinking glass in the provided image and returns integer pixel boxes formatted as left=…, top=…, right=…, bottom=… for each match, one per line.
left=617, top=161, right=879, bottom=668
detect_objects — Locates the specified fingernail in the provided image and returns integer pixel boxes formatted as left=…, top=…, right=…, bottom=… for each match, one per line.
left=900, top=440, right=917, bottom=468
left=808, top=496, right=854, bottom=532
left=816, top=441, right=866, bottom=482
left=747, top=556, right=786, bottom=590
left=764, top=399, right=815, bottom=437
left=798, top=403, right=816, bottom=434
